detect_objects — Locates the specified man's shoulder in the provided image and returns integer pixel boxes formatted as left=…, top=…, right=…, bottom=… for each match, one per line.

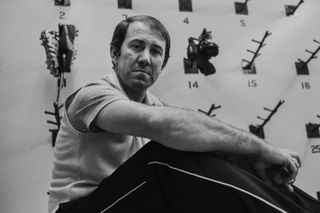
left=75, top=72, right=122, bottom=96
left=65, top=72, right=127, bottom=109
left=82, top=72, right=117, bottom=89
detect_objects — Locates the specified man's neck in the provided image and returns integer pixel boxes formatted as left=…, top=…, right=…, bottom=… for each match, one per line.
left=115, top=74, right=146, bottom=102
left=125, top=88, right=146, bottom=103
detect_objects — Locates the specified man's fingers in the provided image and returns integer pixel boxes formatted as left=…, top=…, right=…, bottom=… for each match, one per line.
left=283, top=149, right=301, bottom=168
left=282, top=158, right=298, bottom=183
left=291, top=155, right=301, bottom=168
left=291, top=158, right=301, bottom=171
left=284, top=183, right=294, bottom=193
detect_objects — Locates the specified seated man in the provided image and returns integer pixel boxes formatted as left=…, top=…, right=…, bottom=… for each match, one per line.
left=48, top=15, right=320, bottom=213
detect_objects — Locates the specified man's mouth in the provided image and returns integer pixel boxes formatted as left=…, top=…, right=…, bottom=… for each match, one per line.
left=134, top=69, right=150, bottom=75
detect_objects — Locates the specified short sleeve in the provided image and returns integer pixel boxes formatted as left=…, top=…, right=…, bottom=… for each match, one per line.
left=67, top=83, right=129, bottom=132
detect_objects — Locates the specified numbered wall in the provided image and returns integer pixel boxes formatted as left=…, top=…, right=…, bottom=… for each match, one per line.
left=0, top=0, right=319, bottom=213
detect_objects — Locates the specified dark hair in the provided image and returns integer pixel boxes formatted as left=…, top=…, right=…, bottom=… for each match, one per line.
left=110, top=15, right=171, bottom=69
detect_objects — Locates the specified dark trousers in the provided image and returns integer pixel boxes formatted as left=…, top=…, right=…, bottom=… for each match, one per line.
left=57, top=141, right=320, bottom=213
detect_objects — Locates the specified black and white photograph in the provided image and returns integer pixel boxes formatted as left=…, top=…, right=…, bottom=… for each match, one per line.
left=0, top=0, right=320, bottom=213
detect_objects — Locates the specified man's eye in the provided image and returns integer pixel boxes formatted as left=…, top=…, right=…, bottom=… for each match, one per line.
left=151, top=48, right=162, bottom=56
left=132, top=44, right=143, bottom=50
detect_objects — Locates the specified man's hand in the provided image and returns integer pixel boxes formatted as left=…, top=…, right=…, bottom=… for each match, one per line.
left=249, top=144, right=301, bottom=192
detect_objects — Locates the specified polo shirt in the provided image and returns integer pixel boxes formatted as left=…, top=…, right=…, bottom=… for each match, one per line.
left=48, top=71, right=164, bottom=213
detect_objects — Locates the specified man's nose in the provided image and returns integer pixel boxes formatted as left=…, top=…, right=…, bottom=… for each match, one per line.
left=137, top=50, right=151, bottom=67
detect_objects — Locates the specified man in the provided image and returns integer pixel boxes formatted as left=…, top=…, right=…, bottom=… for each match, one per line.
left=48, top=15, right=318, bottom=213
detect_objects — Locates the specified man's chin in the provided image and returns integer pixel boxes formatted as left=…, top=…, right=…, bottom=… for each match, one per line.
left=131, top=80, right=153, bottom=91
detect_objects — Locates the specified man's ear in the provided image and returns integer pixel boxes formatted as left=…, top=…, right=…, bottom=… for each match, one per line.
left=110, top=47, right=119, bottom=65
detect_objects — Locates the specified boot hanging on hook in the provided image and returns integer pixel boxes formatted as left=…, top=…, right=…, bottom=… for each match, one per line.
left=285, top=0, right=304, bottom=16
left=198, top=104, right=221, bottom=117
left=295, top=39, right=320, bottom=75
left=40, top=24, right=78, bottom=78
left=58, top=24, right=78, bottom=74
left=249, top=100, right=285, bottom=139
left=305, top=115, right=320, bottom=138
left=40, top=29, right=60, bottom=77
left=234, top=0, right=250, bottom=15
left=184, top=28, right=219, bottom=76
left=40, top=24, right=78, bottom=146
left=242, top=30, right=271, bottom=74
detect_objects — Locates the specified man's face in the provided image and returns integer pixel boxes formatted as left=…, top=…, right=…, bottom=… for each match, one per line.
left=114, top=21, right=166, bottom=92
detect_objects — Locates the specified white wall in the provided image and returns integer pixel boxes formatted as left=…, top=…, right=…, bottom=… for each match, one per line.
left=0, top=0, right=319, bottom=213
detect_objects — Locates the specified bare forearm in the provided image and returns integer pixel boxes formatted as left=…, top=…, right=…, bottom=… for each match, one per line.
left=96, top=101, right=264, bottom=155
left=145, top=105, right=263, bottom=155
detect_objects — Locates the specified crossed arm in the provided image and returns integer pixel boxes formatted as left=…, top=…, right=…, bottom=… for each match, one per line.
left=95, top=99, right=301, bottom=191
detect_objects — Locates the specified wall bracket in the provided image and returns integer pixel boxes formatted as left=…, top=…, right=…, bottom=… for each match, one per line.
left=285, top=0, right=304, bottom=16
left=296, top=39, right=320, bottom=75
left=306, top=115, right=320, bottom=138
left=198, top=104, right=221, bottom=117
left=249, top=100, right=285, bottom=139
left=242, top=30, right=271, bottom=74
